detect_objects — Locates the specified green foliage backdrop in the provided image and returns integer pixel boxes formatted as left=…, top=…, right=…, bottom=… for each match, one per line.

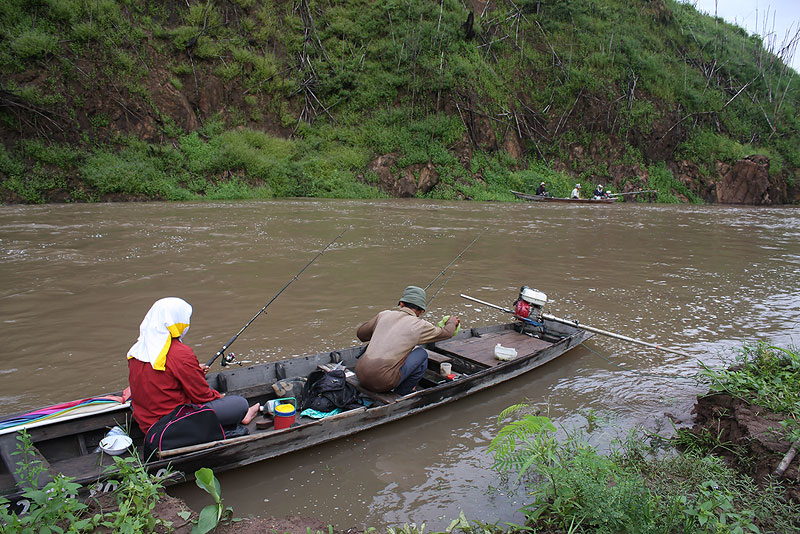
left=0, top=0, right=797, bottom=203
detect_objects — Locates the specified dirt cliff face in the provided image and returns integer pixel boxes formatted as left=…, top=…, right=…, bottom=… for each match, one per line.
left=715, top=155, right=783, bottom=205
left=689, top=393, right=800, bottom=501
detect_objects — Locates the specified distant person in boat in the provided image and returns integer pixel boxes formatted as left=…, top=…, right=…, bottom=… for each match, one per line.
left=571, top=183, right=581, bottom=199
left=127, top=297, right=260, bottom=434
left=535, top=181, right=549, bottom=196
left=592, top=184, right=609, bottom=199
left=355, top=286, right=460, bottom=395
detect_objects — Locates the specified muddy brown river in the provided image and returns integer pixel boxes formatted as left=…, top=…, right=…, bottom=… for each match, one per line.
left=1, top=199, right=798, bottom=528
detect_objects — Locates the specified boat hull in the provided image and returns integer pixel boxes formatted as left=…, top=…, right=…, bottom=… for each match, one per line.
left=510, top=190, right=616, bottom=204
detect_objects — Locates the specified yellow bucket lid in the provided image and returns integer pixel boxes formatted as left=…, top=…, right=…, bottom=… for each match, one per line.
left=275, top=404, right=295, bottom=415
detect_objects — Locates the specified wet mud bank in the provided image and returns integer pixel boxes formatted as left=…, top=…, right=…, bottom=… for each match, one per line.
left=688, top=393, right=800, bottom=501
left=100, top=492, right=340, bottom=534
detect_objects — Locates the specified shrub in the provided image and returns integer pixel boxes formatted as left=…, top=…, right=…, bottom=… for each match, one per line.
left=648, top=161, right=701, bottom=203
left=82, top=148, right=189, bottom=200
left=10, top=29, right=59, bottom=59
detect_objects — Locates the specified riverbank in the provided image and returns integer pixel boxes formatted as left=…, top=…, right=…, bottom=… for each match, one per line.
left=127, top=493, right=334, bottom=534
left=3, top=1, right=800, bottom=206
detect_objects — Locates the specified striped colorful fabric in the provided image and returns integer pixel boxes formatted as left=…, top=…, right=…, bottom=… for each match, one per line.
left=0, top=395, right=127, bottom=432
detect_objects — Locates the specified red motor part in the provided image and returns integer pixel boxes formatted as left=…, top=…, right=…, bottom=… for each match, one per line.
left=514, top=299, right=532, bottom=319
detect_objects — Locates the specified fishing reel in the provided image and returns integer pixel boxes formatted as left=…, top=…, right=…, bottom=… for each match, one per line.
left=221, top=352, right=242, bottom=367
left=513, top=286, right=547, bottom=326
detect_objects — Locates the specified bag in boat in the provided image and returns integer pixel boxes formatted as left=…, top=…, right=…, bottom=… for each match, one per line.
left=143, top=403, right=224, bottom=459
left=300, top=369, right=363, bottom=413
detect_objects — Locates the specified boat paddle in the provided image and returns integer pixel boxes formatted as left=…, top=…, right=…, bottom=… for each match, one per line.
left=207, top=227, right=350, bottom=367
left=460, top=293, right=690, bottom=357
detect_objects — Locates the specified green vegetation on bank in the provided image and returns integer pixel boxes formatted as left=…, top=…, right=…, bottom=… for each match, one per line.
left=700, top=343, right=800, bottom=440
left=0, top=430, right=170, bottom=533
left=481, top=343, right=800, bottom=534
left=0, top=0, right=798, bottom=203
left=489, top=409, right=798, bottom=533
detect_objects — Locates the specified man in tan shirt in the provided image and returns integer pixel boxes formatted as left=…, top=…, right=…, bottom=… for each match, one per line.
left=355, top=286, right=460, bottom=394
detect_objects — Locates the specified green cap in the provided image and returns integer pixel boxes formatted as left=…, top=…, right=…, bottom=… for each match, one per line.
left=400, top=285, right=427, bottom=310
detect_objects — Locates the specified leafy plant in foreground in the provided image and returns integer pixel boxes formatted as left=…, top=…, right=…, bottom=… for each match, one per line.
left=0, top=428, right=175, bottom=534
left=178, top=467, right=235, bottom=534
left=0, top=430, right=92, bottom=533
left=490, top=404, right=799, bottom=533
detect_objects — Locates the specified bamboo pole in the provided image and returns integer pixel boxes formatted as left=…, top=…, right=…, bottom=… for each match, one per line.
left=541, top=313, right=691, bottom=357
left=774, top=439, right=800, bottom=476
left=459, top=294, right=690, bottom=357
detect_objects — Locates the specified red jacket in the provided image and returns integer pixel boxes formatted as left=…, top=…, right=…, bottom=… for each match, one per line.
left=128, top=340, right=221, bottom=433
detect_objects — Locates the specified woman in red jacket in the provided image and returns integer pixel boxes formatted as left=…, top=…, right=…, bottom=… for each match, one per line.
left=127, top=297, right=259, bottom=434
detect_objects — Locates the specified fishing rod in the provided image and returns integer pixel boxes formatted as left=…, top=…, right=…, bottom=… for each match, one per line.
left=460, top=293, right=690, bottom=357
left=207, top=228, right=349, bottom=367
left=424, top=227, right=488, bottom=293
left=426, top=271, right=456, bottom=308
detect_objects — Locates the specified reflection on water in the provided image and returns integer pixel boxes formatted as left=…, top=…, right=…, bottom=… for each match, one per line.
left=1, top=200, right=799, bottom=529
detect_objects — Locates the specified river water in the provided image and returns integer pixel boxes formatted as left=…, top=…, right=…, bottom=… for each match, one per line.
left=1, top=199, right=798, bottom=528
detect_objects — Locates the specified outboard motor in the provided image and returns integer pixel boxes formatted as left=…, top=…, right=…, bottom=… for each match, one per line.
left=513, top=286, right=547, bottom=325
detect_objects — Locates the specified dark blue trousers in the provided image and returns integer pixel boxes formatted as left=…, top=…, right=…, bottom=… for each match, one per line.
left=394, top=347, right=428, bottom=395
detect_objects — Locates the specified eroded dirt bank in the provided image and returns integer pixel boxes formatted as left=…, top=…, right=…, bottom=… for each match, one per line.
left=688, top=393, right=800, bottom=501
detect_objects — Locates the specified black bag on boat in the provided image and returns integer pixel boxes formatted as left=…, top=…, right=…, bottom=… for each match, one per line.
left=301, top=369, right=363, bottom=412
left=143, top=403, right=224, bottom=459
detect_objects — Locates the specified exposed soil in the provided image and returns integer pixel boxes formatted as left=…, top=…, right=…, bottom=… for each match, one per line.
left=86, top=491, right=340, bottom=534
left=687, top=392, right=800, bottom=501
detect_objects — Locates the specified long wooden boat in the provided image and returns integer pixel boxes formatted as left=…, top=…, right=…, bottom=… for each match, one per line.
left=0, top=318, right=592, bottom=513
left=510, top=190, right=617, bottom=204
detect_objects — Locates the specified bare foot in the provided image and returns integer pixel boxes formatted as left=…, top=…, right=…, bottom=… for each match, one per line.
left=241, top=403, right=261, bottom=425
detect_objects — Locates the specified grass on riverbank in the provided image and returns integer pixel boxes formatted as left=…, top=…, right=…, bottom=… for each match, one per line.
left=699, top=342, right=800, bottom=440
left=488, top=407, right=800, bottom=533
left=0, top=125, right=698, bottom=205
left=2, top=0, right=797, bottom=205
left=484, top=344, right=800, bottom=534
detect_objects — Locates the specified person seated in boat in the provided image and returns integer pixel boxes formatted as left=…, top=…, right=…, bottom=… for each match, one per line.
left=592, top=184, right=609, bottom=199
left=535, top=181, right=549, bottom=196
left=127, top=297, right=260, bottom=435
left=355, top=286, right=460, bottom=395
left=571, top=183, right=581, bottom=199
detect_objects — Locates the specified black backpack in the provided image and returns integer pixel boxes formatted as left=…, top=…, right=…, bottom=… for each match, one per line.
left=300, top=369, right=363, bottom=412
left=143, top=403, right=224, bottom=459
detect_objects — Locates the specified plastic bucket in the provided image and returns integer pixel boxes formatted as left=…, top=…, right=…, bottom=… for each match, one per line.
left=274, top=402, right=296, bottom=430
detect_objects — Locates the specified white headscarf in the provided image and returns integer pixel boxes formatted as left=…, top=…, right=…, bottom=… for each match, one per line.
left=127, top=297, right=192, bottom=371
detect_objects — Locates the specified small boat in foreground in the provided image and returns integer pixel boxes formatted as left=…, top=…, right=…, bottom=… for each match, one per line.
left=0, top=303, right=591, bottom=513
left=510, top=190, right=617, bottom=204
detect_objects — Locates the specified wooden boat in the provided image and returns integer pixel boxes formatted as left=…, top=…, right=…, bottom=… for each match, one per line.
left=0, top=318, right=592, bottom=513
left=510, top=190, right=617, bottom=204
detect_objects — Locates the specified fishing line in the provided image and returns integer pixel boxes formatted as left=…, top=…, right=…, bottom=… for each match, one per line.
left=424, top=227, right=488, bottom=292
left=426, top=270, right=456, bottom=308
left=207, top=227, right=350, bottom=367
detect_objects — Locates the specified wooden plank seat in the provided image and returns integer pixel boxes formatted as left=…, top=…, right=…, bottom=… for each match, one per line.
left=435, top=330, right=553, bottom=367
left=317, top=364, right=402, bottom=405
